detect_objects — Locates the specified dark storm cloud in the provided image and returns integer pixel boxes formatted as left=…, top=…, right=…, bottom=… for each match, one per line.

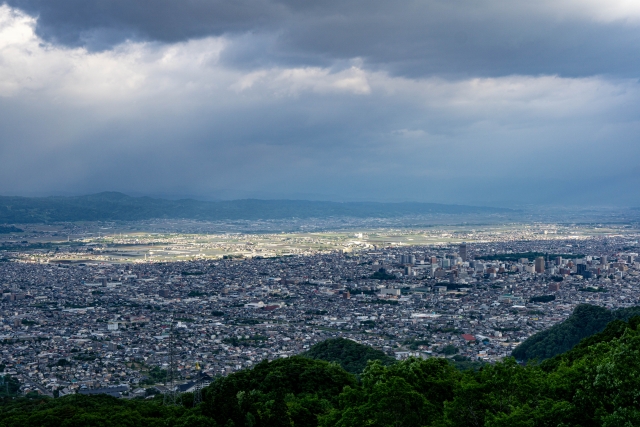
left=5, top=0, right=287, bottom=45
left=7, top=0, right=640, bottom=77
left=2, top=1, right=640, bottom=206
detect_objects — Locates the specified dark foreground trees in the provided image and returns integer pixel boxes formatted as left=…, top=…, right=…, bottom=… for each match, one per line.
left=4, top=316, right=640, bottom=426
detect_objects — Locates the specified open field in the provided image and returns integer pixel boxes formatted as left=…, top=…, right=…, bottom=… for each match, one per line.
left=1, top=219, right=638, bottom=264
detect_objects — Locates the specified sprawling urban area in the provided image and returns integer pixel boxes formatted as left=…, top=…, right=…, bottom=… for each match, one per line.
left=2, top=223, right=640, bottom=399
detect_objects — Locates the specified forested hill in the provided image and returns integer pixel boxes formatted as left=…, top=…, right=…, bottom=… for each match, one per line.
left=302, top=337, right=396, bottom=373
left=5, top=318, right=640, bottom=426
left=0, top=192, right=512, bottom=223
left=512, top=303, right=640, bottom=362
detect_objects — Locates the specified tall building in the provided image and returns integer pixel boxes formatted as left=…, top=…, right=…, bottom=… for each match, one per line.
left=577, top=263, right=587, bottom=276
left=400, top=254, right=415, bottom=265
left=459, top=243, right=468, bottom=262
left=601, top=255, right=608, bottom=265
left=535, top=257, right=545, bottom=273
left=555, top=256, right=562, bottom=266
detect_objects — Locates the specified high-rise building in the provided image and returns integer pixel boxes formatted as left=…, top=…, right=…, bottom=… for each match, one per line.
left=459, top=243, right=468, bottom=262
left=400, top=254, right=415, bottom=265
left=577, top=263, right=587, bottom=276
left=601, top=255, right=608, bottom=265
left=555, top=256, right=562, bottom=266
left=535, top=257, right=545, bottom=273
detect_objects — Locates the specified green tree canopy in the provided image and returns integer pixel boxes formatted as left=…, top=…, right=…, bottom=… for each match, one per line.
left=302, top=338, right=396, bottom=374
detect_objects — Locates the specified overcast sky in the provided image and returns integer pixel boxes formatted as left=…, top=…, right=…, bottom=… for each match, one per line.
left=1, top=0, right=639, bottom=206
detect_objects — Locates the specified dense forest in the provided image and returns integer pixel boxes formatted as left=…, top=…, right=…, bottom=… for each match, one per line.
left=512, top=303, right=640, bottom=361
left=302, top=337, right=396, bottom=374
left=0, top=192, right=510, bottom=224
left=4, top=314, right=640, bottom=426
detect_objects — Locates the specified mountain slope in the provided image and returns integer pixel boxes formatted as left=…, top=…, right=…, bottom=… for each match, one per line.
left=512, top=304, right=640, bottom=362
left=0, top=192, right=513, bottom=223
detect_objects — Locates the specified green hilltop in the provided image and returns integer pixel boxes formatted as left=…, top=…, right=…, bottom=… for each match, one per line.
left=302, top=337, right=396, bottom=374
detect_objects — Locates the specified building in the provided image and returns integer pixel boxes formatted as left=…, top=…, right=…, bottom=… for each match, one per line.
left=79, top=385, right=129, bottom=398
left=535, top=257, right=545, bottom=273
left=380, top=287, right=401, bottom=296
left=459, top=243, right=468, bottom=262
left=548, top=282, right=561, bottom=292
left=577, top=263, right=587, bottom=276
left=400, top=254, right=416, bottom=265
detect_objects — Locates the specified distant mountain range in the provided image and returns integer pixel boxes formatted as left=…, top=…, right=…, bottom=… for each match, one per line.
left=0, top=192, right=512, bottom=224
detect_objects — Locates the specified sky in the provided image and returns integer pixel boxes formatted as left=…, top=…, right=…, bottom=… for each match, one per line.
left=1, top=0, right=640, bottom=206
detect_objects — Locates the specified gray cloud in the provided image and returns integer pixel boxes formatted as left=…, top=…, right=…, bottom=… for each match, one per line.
left=5, top=0, right=286, bottom=45
left=1, top=2, right=640, bottom=206
left=6, top=0, right=640, bottom=77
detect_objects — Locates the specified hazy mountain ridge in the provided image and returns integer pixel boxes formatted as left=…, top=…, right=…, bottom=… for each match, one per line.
left=0, top=192, right=512, bottom=223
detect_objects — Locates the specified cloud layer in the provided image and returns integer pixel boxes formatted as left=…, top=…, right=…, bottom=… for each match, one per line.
left=1, top=2, right=640, bottom=205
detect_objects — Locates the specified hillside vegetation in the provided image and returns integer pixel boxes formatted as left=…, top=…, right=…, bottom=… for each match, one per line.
left=4, top=316, right=640, bottom=426
left=512, top=303, right=640, bottom=361
left=302, top=337, right=396, bottom=374
left=0, top=192, right=511, bottom=223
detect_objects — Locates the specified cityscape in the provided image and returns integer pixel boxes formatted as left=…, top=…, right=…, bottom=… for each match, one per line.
left=2, top=222, right=639, bottom=398
left=2, top=0, right=640, bottom=423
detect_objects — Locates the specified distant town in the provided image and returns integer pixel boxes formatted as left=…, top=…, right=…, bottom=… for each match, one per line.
left=2, top=223, right=640, bottom=399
